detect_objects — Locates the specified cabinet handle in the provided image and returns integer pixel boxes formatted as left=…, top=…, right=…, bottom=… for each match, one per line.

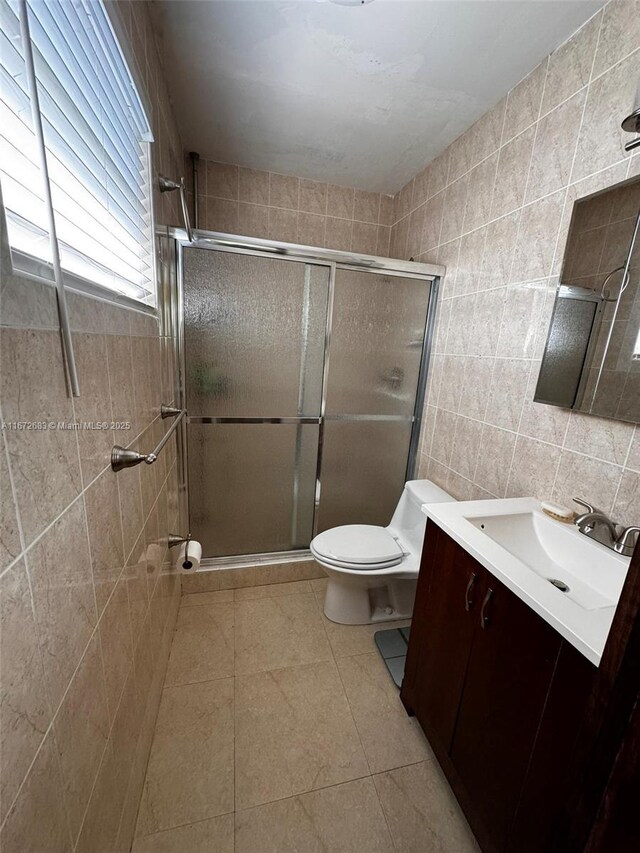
left=480, top=588, right=494, bottom=629
left=464, top=572, right=477, bottom=611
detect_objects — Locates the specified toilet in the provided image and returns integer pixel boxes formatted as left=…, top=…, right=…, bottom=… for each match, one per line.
left=311, top=480, right=456, bottom=625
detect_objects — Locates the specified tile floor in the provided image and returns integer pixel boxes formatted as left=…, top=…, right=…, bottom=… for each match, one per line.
left=132, top=577, right=479, bottom=852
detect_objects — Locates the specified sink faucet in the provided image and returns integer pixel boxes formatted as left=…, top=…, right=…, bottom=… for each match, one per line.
left=573, top=498, right=640, bottom=557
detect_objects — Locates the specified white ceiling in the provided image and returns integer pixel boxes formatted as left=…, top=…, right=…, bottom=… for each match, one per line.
left=153, top=0, right=604, bottom=194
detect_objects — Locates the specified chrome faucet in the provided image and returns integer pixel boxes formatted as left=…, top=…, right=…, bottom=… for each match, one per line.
left=573, top=498, right=640, bottom=557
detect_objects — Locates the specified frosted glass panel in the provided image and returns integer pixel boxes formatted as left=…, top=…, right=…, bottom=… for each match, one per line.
left=188, top=423, right=319, bottom=557
left=316, top=421, right=413, bottom=532
left=325, top=269, right=430, bottom=415
left=183, top=249, right=329, bottom=417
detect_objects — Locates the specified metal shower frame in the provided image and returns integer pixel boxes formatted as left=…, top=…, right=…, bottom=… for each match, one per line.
left=164, top=225, right=444, bottom=567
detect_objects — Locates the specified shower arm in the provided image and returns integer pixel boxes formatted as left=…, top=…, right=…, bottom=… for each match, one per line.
left=159, top=175, right=194, bottom=242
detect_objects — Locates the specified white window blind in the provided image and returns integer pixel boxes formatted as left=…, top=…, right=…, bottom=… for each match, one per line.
left=0, top=0, right=156, bottom=305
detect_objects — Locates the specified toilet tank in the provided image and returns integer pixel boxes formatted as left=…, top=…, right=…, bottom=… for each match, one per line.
left=388, top=480, right=456, bottom=555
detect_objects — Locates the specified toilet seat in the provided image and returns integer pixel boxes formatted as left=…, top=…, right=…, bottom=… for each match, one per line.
left=311, top=524, right=405, bottom=570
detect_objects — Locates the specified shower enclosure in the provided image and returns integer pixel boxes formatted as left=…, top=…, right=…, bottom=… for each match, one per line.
left=172, top=231, right=442, bottom=562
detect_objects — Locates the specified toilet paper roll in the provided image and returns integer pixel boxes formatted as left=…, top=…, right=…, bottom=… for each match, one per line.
left=174, top=540, right=202, bottom=573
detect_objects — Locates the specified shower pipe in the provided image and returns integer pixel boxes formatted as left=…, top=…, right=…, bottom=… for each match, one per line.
left=189, top=151, right=200, bottom=229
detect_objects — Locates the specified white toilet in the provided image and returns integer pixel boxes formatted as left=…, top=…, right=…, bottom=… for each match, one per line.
left=311, top=480, right=456, bottom=625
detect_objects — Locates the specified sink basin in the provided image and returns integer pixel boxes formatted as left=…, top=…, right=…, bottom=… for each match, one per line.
left=468, top=511, right=622, bottom=610
left=421, top=496, right=631, bottom=666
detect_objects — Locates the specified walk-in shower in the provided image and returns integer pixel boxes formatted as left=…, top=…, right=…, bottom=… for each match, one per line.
left=169, top=229, right=442, bottom=563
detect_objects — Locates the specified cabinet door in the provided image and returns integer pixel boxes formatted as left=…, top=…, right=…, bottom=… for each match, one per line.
left=407, top=527, right=485, bottom=752
left=450, top=575, right=562, bottom=850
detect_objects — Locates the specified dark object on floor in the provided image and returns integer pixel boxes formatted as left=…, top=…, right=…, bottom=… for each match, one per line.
left=374, top=627, right=410, bottom=687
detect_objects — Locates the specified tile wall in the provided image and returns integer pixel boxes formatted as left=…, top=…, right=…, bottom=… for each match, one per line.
left=0, top=2, right=186, bottom=851
left=185, top=158, right=394, bottom=256
left=390, top=0, right=639, bottom=526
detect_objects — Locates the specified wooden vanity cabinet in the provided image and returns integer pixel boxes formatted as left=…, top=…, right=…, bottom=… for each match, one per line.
left=401, top=521, right=596, bottom=853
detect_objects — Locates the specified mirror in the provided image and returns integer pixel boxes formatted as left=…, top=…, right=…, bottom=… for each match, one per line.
left=534, top=176, right=640, bottom=423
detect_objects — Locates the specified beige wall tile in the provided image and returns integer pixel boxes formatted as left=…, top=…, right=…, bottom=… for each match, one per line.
left=26, top=498, right=97, bottom=711
left=352, top=220, right=379, bottom=255
left=72, top=334, right=114, bottom=486
left=512, top=190, right=566, bottom=281
left=0, top=559, right=51, bottom=824
left=503, top=60, right=547, bottom=140
left=1, top=329, right=82, bottom=547
left=473, top=424, right=517, bottom=497
left=592, top=1, right=640, bottom=78
left=379, top=194, right=394, bottom=226
left=612, top=470, right=640, bottom=528
left=440, top=176, right=469, bottom=244
left=299, top=178, right=328, bottom=214
left=298, top=211, right=326, bottom=247
left=353, top=188, right=380, bottom=223
left=543, top=12, right=601, bottom=114
left=572, top=50, right=638, bottom=182
left=268, top=207, right=298, bottom=243
left=325, top=216, right=353, bottom=251
left=552, top=451, right=622, bottom=513
left=238, top=201, right=269, bottom=238
left=0, top=434, right=21, bottom=571
left=0, top=731, right=72, bottom=853
left=463, top=153, right=498, bottom=233
left=98, top=577, right=133, bottom=725
left=238, top=167, right=269, bottom=205
left=269, top=172, right=299, bottom=210
left=490, top=126, right=536, bottom=219
left=54, top=634, right=110, bottom=843
left=85, top=469, right=126, bottom=615
left=526, top=89, right=587, bottom=203
left=206, top=162, right=238, bottom=200
left=327, top=184, right=355, bottom=219
left=206, top=197, right=239, bottom=233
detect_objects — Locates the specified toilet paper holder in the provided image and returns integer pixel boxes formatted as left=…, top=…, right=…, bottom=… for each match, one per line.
left=168, top=533, right=196, bottom=570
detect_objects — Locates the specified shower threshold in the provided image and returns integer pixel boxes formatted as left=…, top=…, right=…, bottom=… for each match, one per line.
left=199, top=548, right=313, bottom=571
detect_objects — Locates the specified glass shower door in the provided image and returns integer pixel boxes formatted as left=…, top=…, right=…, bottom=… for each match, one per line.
left=315, top=267, right=431, bottom=532
left=183, top=248, right=330, bottom=557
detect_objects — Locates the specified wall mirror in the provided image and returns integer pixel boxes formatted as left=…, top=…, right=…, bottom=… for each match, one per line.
left=534, top=175, right=640, bottom=424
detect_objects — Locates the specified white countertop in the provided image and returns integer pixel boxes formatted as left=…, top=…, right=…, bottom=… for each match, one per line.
left=421, top=497, right=631, bottom=667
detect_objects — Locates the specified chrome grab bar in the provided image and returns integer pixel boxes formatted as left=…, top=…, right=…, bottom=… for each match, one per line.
left=159, top=176, right=193, bottom=242
left=111, top=406, right=186, bottom=472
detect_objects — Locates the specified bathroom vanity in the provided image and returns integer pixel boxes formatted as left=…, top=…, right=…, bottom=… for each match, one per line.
left=401, top=499, right=632, bottom=853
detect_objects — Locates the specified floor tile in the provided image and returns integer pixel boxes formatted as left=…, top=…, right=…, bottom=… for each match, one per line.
left=234, top=580, right=312, bottom=600
left=136, top=679, right=234, bottom=836
left=234, top=593, right=332, bottom=675
left=235, top=778, right=395, bottom=853
left=180, top=590, right=234, bottom=607
left=374, top=761, right=480, bottom=853
left=235, top=660, right=369, bottom=810
left=132, top=814, right=234, bottom=853
left=310, top=576, right=329, bottom=599
left=337, top=653, right=432, bottom=773
left=164, top=603, right=234, bottom=686
left=323, top=612, right=412, bottom=659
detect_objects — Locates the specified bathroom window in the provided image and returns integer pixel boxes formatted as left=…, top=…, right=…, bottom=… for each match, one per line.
left=0, top=0, right=155, bottom=305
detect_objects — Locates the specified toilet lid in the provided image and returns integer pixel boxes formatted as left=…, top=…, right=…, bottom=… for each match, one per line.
left=311, top=525, right=404, bottom=565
